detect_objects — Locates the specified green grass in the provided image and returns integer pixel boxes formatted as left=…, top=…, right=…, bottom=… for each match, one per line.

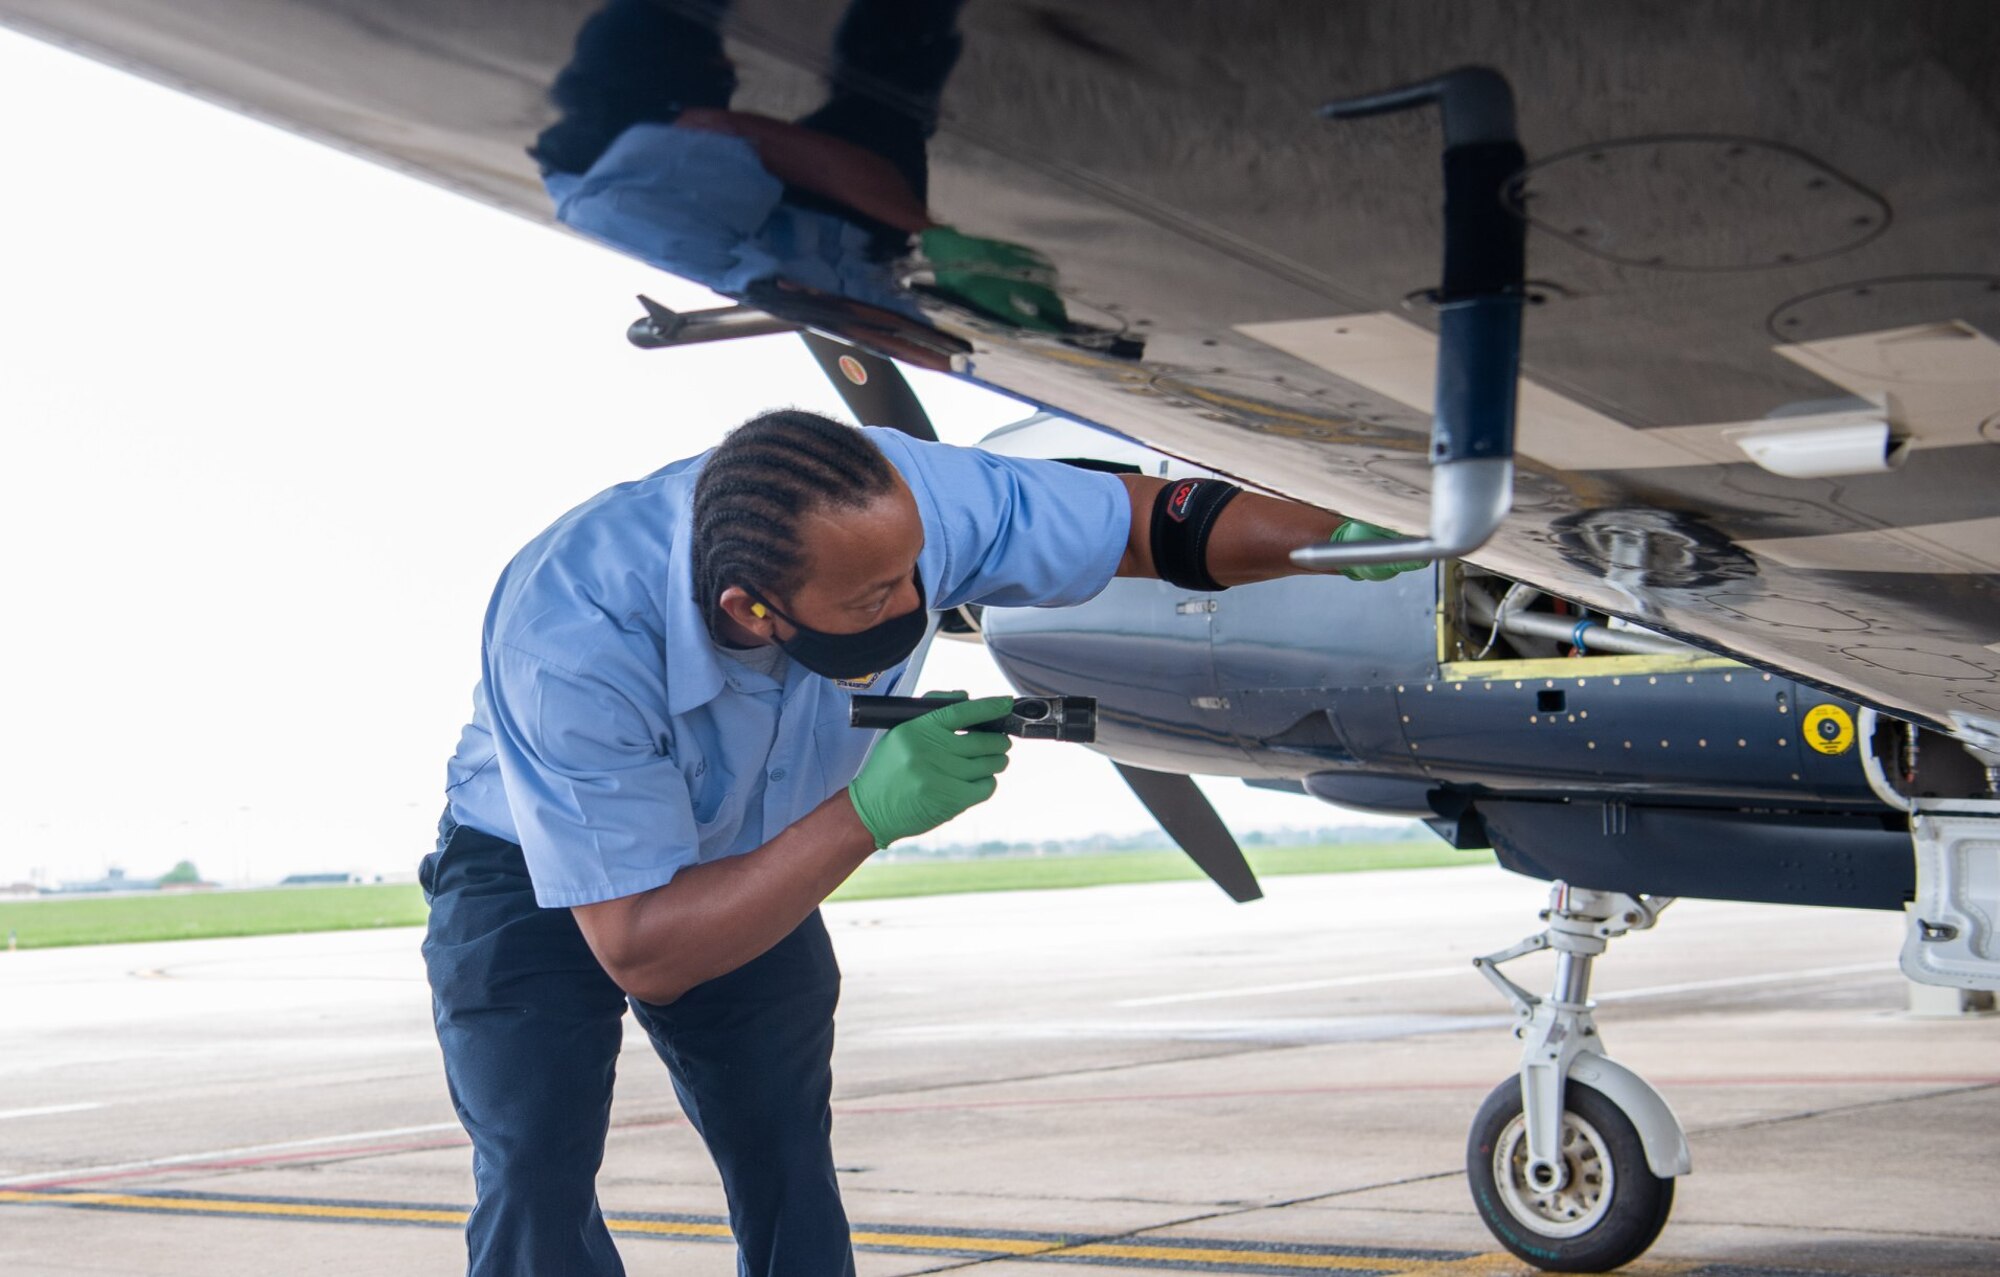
left=0, top=843, right=1492, bottom=950
left=0, top=883, right=429, bottom=951
left=831, top=841, right=1490, bottom=902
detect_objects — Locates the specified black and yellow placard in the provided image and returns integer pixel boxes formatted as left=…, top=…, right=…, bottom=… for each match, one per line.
left=1804, top=703, right=1855, bottom=755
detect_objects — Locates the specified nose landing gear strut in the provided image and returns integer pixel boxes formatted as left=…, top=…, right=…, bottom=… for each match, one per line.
left=1468, top=883, right=1690, bottom=1272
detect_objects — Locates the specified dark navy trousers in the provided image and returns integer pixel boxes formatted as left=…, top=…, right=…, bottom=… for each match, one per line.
left=421, top=817, right=856, bottom=1276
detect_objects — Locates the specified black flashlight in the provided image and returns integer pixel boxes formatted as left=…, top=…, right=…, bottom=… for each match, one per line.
left=848, top=695, right=1098, bottom=743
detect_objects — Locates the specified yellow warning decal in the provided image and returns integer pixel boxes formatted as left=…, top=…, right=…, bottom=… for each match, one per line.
left=1804, top=704, right=1855, bottom=756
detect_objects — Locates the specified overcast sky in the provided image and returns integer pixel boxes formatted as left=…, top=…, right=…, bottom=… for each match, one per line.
left=0, top=28, right=1399, bottom=887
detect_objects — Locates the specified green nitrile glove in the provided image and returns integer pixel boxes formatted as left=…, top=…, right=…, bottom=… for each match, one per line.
left=918, top=226, right=1069, bottom=333
left=1331, top=519, right=1427, bottom=582
left=847, top=693, right=1016, bottom=849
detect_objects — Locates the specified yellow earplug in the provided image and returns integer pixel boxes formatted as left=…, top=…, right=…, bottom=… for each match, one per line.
left=751, top=603, right=768, bottom=619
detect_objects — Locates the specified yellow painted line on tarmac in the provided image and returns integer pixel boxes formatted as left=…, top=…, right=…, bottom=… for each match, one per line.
left=0, top=1188, right=464, bottom=1226
left=849, top=1227, right=1051, bottom=1256
left=0, top=1187, right=1469, bottom=1271
left=0, top=1191, right=741, bottom=1241
left=607, top=1217, right=736, bottom=1241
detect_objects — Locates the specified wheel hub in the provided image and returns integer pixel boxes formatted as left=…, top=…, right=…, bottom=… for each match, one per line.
left=1494, top=1109, right=1616, bottom=1239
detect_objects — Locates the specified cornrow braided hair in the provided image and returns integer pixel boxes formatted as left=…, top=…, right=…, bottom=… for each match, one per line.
left=691, top=410, right=898, bottom=640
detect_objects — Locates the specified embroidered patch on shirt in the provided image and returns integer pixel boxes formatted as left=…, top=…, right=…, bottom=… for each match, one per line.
left=836, top=671, right=884, bottom=692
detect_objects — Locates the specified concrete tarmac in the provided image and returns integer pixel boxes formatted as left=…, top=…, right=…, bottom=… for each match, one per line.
left=2, top=864, right=1996, bottom=1275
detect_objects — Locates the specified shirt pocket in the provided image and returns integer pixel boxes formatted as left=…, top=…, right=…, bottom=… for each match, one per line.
left=676, top=751, right=751, bottom=856
left=679, top=748, right=726, bottom=825
left=695, top=780, right=755, bottom=865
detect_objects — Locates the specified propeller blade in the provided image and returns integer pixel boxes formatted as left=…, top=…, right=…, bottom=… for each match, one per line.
left=799, top=331, right=939, bottom=442
left=1112, top=763, right=1263, bottom=903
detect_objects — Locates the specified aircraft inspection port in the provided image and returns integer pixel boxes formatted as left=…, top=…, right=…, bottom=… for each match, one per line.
left=3, top=865, right=1996, bottom=1277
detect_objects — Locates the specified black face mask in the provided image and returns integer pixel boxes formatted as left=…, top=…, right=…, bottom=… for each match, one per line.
left=744, top=575, right=930, bottom=681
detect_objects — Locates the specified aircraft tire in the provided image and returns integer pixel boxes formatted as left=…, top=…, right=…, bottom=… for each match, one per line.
left=1466, top=1078, right=1674, bottom=1273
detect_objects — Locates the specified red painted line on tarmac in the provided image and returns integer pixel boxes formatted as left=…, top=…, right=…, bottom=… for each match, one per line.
left=833, top=1082, right=1487, bottom=1115
left=1651, top=1073, right=2000, bottom=1089
left=14, top=1113, right=691, bottom=1191
left=22, top=1075, right=1993, bottom=1190
left=830, top=1074, right=2000, bottom=1116
left=14, top=1138, right=471, bottom=1190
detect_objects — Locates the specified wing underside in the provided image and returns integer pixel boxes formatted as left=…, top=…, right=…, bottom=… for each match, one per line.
left=7, top=0, right=1996, bottom=742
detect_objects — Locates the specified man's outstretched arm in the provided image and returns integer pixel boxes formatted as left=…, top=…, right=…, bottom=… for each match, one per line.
left=1113, top=474, right=1413, bottom=587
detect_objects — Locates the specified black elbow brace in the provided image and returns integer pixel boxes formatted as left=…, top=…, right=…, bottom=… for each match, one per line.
left=1149, top=478, right=1243, bottom=592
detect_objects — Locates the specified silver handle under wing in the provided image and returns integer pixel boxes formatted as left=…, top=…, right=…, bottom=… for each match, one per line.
left=1292, top=67, right=1526, bottom=571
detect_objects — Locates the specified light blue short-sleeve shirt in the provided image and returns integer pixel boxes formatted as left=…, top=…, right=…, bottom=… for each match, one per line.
left=443, top=429, right=1129, bottom=908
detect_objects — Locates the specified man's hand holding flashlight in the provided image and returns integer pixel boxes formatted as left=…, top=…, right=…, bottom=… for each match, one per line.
left=846, top=694, right=1015, bottom=849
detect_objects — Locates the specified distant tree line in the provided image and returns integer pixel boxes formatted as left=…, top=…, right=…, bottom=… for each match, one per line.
left=888, top=821, right=1425, bottom=861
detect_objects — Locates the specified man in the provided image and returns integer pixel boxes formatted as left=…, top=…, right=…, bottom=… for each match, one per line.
left=424, top=408, right=1415, bottom=1275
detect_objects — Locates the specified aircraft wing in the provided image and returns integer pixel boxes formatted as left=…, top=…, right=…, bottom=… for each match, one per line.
left=7, top=0, right=1998, bottom=746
